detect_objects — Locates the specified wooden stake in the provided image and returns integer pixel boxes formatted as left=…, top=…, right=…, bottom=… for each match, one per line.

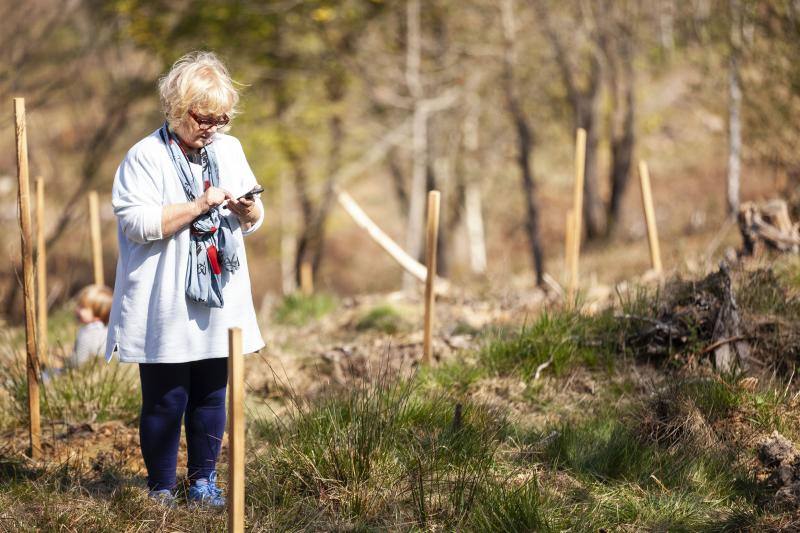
left=228, top=327, right=245, bottom=533
left=36, top=177, right=48, bottom=368
left=638, top=160, right=663, bottom=274
left=568, top=128, right=587, bottom=303
left=422, top=190, right=440, bottom=365
left=88, top=190, right=104, bottom=286
left=300, top=261, right=313, bottom=296
left=14, top=98, right=41, bottom=459
left=564, top=208, right=575, bottom=277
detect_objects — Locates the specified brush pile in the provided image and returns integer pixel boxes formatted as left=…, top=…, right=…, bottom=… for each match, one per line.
left=621, top=263, right=751, bottom=370
left=738, top=199, right=800, bottom=257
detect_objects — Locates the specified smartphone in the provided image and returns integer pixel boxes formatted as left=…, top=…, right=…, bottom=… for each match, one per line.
left=237, top=186, right=264, bottom=201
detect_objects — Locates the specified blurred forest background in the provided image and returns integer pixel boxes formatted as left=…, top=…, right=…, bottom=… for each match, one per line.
left=2, top=0, right=800, bottom=321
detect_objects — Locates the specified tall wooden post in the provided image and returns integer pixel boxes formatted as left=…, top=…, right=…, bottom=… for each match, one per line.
left=36, top=178, right=48, bottom=368
left=228, top=328, right=245, bottom=533
left=568, top=129, right=587, bottom=303
left=638, top=161, right=663, bottom=274
left=422, top=190, right=441, bottom=365
left=14, top=98, right=41, bottom=459
left=564, top=209, right=575, bottom=278
left=300, top=261, right=313, bottom=296
left=88, top=190, right=104, bottom=286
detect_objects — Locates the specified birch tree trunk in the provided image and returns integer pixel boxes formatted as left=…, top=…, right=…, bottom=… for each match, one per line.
left=727, top=0, right=742, bottom=215
left=463, top=89, right=487, bottom=274
left=403, top=0, right=428, bottom=291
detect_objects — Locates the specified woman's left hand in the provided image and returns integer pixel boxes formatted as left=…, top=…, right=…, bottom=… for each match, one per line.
left=227, top=197, right=260, bottom=227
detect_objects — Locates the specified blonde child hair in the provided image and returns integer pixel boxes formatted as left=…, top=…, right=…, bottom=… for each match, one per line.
left=76, top=284, right=113, bottom=325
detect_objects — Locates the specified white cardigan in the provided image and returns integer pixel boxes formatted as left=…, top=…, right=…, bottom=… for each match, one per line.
left=105, top=129, right=265, bottom=364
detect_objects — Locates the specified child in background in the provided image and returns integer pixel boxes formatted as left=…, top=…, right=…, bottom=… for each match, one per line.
left=67, top=284, right=113, bottom=369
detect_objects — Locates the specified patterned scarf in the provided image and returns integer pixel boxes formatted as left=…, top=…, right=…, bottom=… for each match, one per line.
left=159, top=123, right=240, bottom=308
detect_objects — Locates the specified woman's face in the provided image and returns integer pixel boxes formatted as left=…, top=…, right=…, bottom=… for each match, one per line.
left=174, top=109, right=229, bottom=150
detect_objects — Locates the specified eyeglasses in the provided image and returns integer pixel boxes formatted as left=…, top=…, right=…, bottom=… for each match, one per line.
left=188, top=110, right=230, bottom=130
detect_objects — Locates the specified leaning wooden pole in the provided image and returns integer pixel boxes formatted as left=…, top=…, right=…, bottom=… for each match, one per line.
left=14, top=97, right=41, bottom=459
left=422, top=190, right=441, bottom=365
left=228, top=327, right=245, bottom=533
left=638, top=160, right=663, bottom=274
left=88, top=190, right=104, bottom=286
left=568, top=128, right=587, bottom=303
left=335, top=188, right=449, bottom=294
left=36, top=177, right=48, bottom=368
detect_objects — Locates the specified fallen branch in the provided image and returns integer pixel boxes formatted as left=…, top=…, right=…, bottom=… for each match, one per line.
left=699, top=335, right=750, bottom=355
left=534, top=356, right=554, bottom=380
left=335, top=188, right=450, bottom=295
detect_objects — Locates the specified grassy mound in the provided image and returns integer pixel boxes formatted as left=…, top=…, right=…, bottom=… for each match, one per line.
left=3, top=261, right=800, bottom=529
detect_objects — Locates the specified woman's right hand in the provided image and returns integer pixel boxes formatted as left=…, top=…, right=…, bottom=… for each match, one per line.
left=195, top=187, right=232, bottom=214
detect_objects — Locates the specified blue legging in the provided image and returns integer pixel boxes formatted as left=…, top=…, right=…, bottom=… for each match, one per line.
left=139, top=357, right=227, bottom=490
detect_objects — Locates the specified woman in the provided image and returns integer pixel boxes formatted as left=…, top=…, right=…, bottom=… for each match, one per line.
left=105, top=51, right=265, bottom=507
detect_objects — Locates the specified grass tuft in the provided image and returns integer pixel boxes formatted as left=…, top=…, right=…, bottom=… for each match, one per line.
left=249, top=366, right=507, bottom=529
left=273, top=292, right=336, bottom=326
left=354, top=304, right=408, bottom=334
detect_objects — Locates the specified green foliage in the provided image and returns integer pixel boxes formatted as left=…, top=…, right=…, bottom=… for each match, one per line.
left=42, top=358, right=139, bottom=424
left=0, top=355, right=139, bottom=429
left=469, top=479, right=550, bottom=533
left=354, top=304, right=407, bottom=334
left=536, top=415, right=657, bottom=483
left=0, top=353, right=29, bottom=429
left=418, top=359, right=486, bottom=395
left=676, top=378, right=742, bottom=422
left=736, top=267, right=800, bottom=316
left=524, top=405, right=761, bottom=531
left=273, top=292, right=336, bottom=326
left=477, top=311, right=612, bottom=378
left=249, top=372, right=506, bottom=529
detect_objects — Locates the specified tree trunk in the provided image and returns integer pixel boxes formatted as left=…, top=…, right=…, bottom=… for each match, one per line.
left=502, top=0, right=545, bottom=286
left=403, top=0, right=427, bottom=291
left=465, top=183, right=487, bottom=274
left=578, top=89, right=603, bottom=240
left=309, top=85, right=345, bottom=277
left=387, top=146, right=409, bottom=215
left=727, top=0, right=742, bottom=215
left=604, top=20, right=636, bottom=236
left=462, top=88, right=487, bottom=274
left=536, top=1, right=604, bottom=240
left=279, top=173, right=296, bottom=295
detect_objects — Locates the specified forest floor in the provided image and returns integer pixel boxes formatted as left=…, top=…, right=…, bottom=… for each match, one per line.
left=3, top=247, right=800, bottom=530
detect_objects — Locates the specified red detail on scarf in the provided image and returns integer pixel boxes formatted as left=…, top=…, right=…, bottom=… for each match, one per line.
left=204, top=180, right=210, bottom=191
left=207, top=245, right=222, bottom=275
left=209, top=226, right=217, bottom=233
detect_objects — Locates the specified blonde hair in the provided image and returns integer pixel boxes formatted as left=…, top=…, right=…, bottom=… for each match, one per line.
left=77, top=284, right=113, bottom=325
left=158, top=51, right=239, bottom=131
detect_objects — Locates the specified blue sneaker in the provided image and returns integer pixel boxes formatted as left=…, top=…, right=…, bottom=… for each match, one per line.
left=187, top=471, right=225, bottom=508
left=148, top=488, right=176, bottom=508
